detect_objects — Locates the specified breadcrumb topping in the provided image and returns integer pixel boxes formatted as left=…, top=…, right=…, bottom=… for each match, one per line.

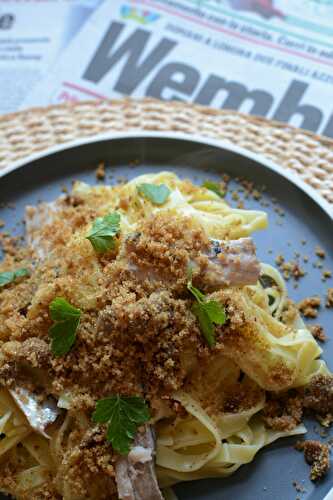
left=298, top=296, right=321, bottom=318
left=309, top=325, right=327, bottom=343
left=302, top=374, right=333, bottom=416
left=262, top=393, right=303, bottom=432
left=326, top=288, right=333, bottom=308
left=295, top=440, right=330, bottom=481
left=315, top=246, right=326, bottom=259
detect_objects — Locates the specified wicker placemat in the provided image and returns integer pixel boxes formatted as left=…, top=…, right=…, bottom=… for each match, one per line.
left=0, top=98, right=332, bottom=203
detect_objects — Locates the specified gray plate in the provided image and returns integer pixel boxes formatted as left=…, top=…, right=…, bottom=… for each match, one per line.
left=0, top=132, right=332, bottom=500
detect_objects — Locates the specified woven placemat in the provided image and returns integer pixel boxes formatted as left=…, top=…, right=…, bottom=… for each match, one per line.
left=0, top=98, right=332, bottom=203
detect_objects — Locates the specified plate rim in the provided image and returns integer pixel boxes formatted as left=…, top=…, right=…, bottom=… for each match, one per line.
left=1, top=130, right=332, bottom=219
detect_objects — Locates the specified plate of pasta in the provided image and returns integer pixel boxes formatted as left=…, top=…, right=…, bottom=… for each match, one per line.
left=0, top=132, right=332, bottom=500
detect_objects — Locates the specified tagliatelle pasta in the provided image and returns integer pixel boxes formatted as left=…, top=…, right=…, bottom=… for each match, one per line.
left=0, top=172, right=331, bottom=499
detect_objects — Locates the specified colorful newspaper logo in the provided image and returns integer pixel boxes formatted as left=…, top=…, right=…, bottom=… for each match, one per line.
left=120, top=5, right=160, bottom=24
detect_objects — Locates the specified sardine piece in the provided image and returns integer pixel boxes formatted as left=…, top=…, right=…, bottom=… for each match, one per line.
left=25, top=201, right=60, bottom=260
left=115, top=425, right=163, bottom=500
left=10, top=387, right=61, bottom=439
left=203, top=237, right=260, bottom=289
left=123, top=232, right=260, bottom=290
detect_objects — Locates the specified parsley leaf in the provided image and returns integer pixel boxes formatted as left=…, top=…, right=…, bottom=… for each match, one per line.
left=203, top=300, right=226, bottom=324
left=49, top=298, right=81, bottom=357
left=191, top=303, right=215, bottom=348
left=86, top=212, right=121, bottom=253
left=92, top=395, right=150, bottom=455
left=0, top=268, right=29, bottom=288
left=137, top=183, right=171, bottom=205
left=202, top=180, right=224, bottom=198
left=187, top=281, right=226, bottom=347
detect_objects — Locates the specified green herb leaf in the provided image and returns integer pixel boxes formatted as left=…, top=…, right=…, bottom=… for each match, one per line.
left=187, top=281, right=226, bottom=347
left=49, top=298, right=81, bottom=357
left=191, top=302, right=215, bottom=348
left=137, top=183, right=171, bottom=205
left=187, top=281, right=205, bottom=304
left=92, top=395, right=150, bottom=455
left=86, top=212, right=121, bottom=253
left=0, top=268, right=29, bottom=288
left=202, top=180, right=224, bottom=198
left=203, top=300, right=227, bottom=324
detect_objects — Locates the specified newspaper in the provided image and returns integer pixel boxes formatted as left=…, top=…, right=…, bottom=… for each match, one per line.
left=0, top=0, right=102, bottom=114
left=22, top=0, right=333, bottom=138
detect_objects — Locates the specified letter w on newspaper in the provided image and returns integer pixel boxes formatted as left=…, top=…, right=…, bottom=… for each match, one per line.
left=22, top=0, right=333, bottom=137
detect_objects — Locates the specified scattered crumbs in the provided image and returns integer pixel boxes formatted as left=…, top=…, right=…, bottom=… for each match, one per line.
left=276, top=219, right=284, bottom=226
left=294, top=251, right=301, bottom=258
left=287, top=241, right=292, bottom=247
left=303, top=256, right=309, bottom=263
left=252, top=189, right=261, bottom=200
left=316, top=414, right=333, bottom=428
left=281, top=261, right=305, bottom=281
left=219, top=182, right=229, bottom=196
left=281, top=301, right=298, bottom=325
left=236, top=177, right=267, bottom=202
left=0, top=219, right=4, bottom=228
left=275, top=255, right=306, bottom=281
left=322, top=270, right=332, bottom=281
left=95, top=161, right=106, bottom=180
left=326, top=288, right=333, bottom=308
left=263, top=486, right=267, bottom=491
left=310, top=325, right=327, bottom=343
left=315, top=246, right=326, bottom=259
left=268, top=249, right=273, bottom=254
left=61, top=186, right=68, bottom=194
left=276, top=255, right=285, bottom=266
left=315, top=261, right=323, bottom=269
left=221, top=173, right=231, bottom=194
left=274, top=206, right=285, bottom=217
left=236, top=201, right=244, bottom=209
left=298, top=296, right=321, bottom=318
left=301, top=240, right=307, bottom=246
left=295, top=440, right=330, bottom=482
left=292, top=480, right=306, bottom=493
left=231, top=191, right=239, bottom=201
left=293, top=283, right=299, bottom=289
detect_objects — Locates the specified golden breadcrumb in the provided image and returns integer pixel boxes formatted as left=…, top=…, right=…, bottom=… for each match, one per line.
left=295, top=440, right=330, bottom=481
